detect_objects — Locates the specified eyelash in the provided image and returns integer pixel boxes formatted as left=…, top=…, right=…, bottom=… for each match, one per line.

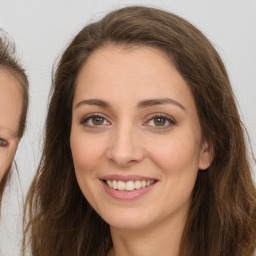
left=80, top=113, right=110, bottom=127
left=80, top=113, right=176, bottom=130
left=0, top=138, right=8, bottom=147
left=144, top=114, right=176, bottom=130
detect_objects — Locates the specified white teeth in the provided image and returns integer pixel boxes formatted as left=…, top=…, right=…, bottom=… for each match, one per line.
left=107, top=180, right=112, bottom=187
left=134, top=180, right=142, bottom=189
left=106, top=179, right=154, bottom=191
left=126, top=181, right=135, bottom=191
left=112, top=180, right=118, bottom=189
left=117, top=181, right=126, bottom=190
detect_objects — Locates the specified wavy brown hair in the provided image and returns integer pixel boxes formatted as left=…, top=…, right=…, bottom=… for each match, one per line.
left=23, top=6, right=256, bottom=256
left=0, top=29, right=29, bottom=211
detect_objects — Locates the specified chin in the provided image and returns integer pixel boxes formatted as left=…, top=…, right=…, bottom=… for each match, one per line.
left=99, top=208, right=155, bottom=231
left=108, top=218, right=150, bottom=231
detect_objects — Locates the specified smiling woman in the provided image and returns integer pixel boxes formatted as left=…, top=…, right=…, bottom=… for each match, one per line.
left=0, top=30, right=29, bottom=214
left=23, top=6, right=256, bottom=256
left=70, top=46, right=212, bottom=239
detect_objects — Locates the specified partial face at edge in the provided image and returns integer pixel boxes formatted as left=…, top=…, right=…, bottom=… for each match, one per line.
left=70, top=45, right=212, bottom=231
left=0, top=69, right=23, bottom=181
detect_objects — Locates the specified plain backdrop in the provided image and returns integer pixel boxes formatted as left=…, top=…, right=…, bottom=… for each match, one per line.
left=0, top=0, right=255, bottom=255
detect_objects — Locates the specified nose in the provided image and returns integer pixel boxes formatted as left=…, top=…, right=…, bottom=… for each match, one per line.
left=106, top=124, right=146, bottom=168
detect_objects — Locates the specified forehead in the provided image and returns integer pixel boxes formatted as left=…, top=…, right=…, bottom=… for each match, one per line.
left=74, top=45, right=195, bottom=109
left=0, top=68, right=23, bottom=137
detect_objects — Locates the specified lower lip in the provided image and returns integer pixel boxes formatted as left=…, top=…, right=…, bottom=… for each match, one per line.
left=101, top=181, right=156, bottom=200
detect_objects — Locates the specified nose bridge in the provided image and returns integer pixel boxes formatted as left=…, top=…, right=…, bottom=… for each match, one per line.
left=106, top=119, right=145, bottom=167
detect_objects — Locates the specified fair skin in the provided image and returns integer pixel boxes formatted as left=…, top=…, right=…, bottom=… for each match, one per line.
left=70, top=45, right=212, bottom=256
left=0, top=68, right=22, bottom=182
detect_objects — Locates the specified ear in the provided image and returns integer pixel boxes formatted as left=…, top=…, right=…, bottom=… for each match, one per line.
left=199, top=140, right=214, bottom=170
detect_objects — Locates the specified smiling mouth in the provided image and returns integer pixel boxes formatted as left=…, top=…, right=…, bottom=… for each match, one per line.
left=103, top=180, right=156, bottom=191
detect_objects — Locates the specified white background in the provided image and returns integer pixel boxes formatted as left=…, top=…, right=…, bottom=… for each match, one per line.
left=0, top=0, right=255, bottom=255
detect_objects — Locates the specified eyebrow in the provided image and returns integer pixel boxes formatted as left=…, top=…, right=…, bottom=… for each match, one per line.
left=138, top=98, right=185, bottom=110
left=75, top=99, right=110, bottom=109
left=75, top=97, right=185, bottom=110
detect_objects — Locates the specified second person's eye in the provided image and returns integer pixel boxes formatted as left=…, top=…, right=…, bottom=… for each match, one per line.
left=0, top=138, right=8, bottom=147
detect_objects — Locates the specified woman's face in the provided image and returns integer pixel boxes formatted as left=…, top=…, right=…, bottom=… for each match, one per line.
left=0, top=69, right=22, bottom=181
left=70, top=46, right=212, bottom=231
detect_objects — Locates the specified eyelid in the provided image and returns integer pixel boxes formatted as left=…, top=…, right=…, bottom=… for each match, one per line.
left=80, top=113, right=111, bottom=126
left=78, top=112, right=176, bottom=130
left=143, top=113, right=176, bottom=129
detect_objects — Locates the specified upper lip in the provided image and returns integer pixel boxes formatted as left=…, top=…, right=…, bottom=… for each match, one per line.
left=99, top=174, right=157, bottom=182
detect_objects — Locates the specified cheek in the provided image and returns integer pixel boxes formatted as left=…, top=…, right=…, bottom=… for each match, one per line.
left=0, top=159, right=7, bottom=181
left=70, top=130, right=106, bottom=174
left=70, top=129, right=107, bottom=207
left=145, top=133, right=201, bottom=215
left=147, top=132, right=201, bottom=175
left=0, top=144, right=18, bottom=181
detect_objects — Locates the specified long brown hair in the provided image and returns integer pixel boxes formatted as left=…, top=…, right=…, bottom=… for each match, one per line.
left=23, top=6, right=256, bottom=256
left=0, top=29, right=29, bottom=210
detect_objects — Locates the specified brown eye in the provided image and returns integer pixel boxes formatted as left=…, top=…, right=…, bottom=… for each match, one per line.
left=153, top=117, right=167, bottom=126
left=81, top=114, right=110, bottom=127
left=92, top=116, right=104, bottom=125
left=145, top=114, right=176, bottom=130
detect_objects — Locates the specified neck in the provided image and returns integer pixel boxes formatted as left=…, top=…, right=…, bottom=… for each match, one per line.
left=108, top=211, right=187, bottom=256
